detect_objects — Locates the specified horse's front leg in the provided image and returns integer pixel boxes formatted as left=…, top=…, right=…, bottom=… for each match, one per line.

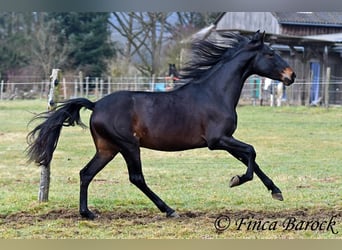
left=209, top=136, right=283, bottom=200
left=226, top=143, right=283, bottom=201
left=215, top=136, right=256, bottom=186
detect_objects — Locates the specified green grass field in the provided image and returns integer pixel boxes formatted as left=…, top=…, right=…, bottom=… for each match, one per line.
left=0, top=100, right=341, bottom=239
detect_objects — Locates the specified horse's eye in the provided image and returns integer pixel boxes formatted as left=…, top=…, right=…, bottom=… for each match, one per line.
left=266, top=51, right=275, bottom=58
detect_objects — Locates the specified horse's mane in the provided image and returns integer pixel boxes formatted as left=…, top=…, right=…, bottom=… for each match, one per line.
left=179, top=32, right=249, bottom=83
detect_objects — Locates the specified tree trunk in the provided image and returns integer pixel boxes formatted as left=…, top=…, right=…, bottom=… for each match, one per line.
left=38, top=165, right=50, bottom=202
left=38, top=69, right=61, bottom=202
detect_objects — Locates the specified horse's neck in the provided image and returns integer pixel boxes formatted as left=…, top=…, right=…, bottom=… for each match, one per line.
left=204, top=56, right=253, bottom=109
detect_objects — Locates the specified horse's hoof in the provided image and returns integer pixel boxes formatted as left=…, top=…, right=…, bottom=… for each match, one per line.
left=167, top=211, right=180, bottom=218
left=80, top=210, right=96, bottom=220
left=272, top=192, right=284, bottom=201
left=229, top=175, right=240, bottom=187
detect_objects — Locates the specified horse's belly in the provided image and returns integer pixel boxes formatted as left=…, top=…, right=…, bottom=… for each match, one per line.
left=138, top=132, right=206, bottom=151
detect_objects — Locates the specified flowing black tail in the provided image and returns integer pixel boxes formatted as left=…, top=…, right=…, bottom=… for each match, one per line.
left=26, top=98, right=95, bottom=166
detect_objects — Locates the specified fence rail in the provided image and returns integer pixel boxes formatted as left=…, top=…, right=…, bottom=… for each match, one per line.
left=1, top=76, right=341, bottom=106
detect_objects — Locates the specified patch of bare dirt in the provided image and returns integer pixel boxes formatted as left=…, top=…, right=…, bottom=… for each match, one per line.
left=1, top=207, right=341, bottom=225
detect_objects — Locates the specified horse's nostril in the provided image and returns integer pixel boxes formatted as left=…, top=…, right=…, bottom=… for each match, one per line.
left=292, top=72, right=296, bottom=79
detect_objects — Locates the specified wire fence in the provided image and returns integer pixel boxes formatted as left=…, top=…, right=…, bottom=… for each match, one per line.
left=1, top=75, right=341, bottom=107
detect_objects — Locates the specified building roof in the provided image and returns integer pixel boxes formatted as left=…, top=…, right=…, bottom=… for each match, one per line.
left=272, top=12, right=342, bottom=27
left=231, top=30, right=338, bottom=48
left=189, top=12, right=342, bottom=52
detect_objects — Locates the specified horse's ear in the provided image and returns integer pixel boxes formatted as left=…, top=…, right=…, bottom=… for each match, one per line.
left=250, top=30, right=264, bottom=46
left=251, top=30, right=260, bottom=41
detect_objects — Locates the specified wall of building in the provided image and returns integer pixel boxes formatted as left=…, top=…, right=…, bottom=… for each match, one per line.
left=280, top=25, right=342, bottom=36
left=216, top=12, right=280, bottom=34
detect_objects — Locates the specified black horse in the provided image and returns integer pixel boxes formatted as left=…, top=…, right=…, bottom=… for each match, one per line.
left=168, top=63, right=180, bottom=82
left=27, top=31, right=296, bottom=219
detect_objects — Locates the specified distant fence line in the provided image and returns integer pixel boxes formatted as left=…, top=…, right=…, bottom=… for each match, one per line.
left=0, top=75, right=341, bottom=107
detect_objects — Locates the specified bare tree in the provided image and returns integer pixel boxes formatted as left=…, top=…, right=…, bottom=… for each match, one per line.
left=109, top=12, right=172, bottom=77
left=31, top=13, right=69, bottom=77
left=109, top=12, right=222, bottom=77
left=0, top=12, right=33, bottom=79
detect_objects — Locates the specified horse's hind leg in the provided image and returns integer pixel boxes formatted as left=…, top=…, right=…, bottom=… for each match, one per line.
left=79, top=150, right=118, bottom=219
left=121, top=145, right=178, bottom=218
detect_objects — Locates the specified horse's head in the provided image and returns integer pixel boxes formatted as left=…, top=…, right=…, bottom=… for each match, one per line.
left=248, top=30, right=296, bottom=86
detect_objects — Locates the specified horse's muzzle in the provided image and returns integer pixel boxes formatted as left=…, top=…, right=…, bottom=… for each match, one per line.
left=282, top=68, right=296, bottom=86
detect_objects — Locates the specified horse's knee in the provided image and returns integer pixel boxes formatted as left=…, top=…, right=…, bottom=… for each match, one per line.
left=246, top=145, right=256, bottom=160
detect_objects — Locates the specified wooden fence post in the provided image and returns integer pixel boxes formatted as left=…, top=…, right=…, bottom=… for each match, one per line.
left=324, top=67, right=331, bottom=109
left=85, top=76, right=89, bottom=97
left=107, top=76, right=111, bottom=95
left=63, top=78, right=67, bottom=100
left=47, top=69, right=61, bottom=111
left=39, top=69, right=61, bottom=202
left=79, top=71, right=83, bottom=97
left=0, top=80, right=4, bottom=100
left=95, top=77, right=99, bottom=99
left=100, top=79, right=104, bottom=98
